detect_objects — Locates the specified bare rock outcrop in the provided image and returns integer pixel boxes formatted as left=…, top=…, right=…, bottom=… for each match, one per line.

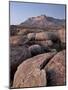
left=28, top=44, right=56, bottom=57
left=27, top=33, right=35, bottom=40
left=35, top=32, right=59, bottom=42
left=35, top=32, right=48, bottom=41
left=10, top=46, right=31, bottom=84
left=27, top=32, right=59, bottom=42
left=35, top=40, right=53, bottom=48
left=58, top=28, right=65, bottom=43
left=28, top=44, right=42, bottom=56
left=44, top=50, right=66, bottom=86
left=27, top=32, right=60, bottom=51
left=13, top=52, right=56, bottom=88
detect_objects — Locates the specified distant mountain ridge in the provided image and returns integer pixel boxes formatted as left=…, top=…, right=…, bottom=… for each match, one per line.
left=20, top=15, right=65, bottom=29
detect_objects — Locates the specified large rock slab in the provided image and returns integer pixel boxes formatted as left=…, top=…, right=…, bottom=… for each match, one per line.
left=13, top=52, right=56, bottom=88
left=10, top=46, right=31, bottom=83
left=13, top=68, right=46, bottom=88
left=44, top=50, right=66, bottom=86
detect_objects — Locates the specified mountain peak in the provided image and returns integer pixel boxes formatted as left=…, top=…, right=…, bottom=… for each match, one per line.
left=35, top=15, right=47, bottom=19
left=41, top=14, right=47, bottom=17
left=29, top=15, right=46, bottom=21
left=20, top=15, right=65, bottom=29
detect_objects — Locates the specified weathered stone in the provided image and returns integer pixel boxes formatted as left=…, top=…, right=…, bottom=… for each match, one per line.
left=28, top=44, right=42, bottom=56
left=35, top=32, right=59, bottom=42
left=13, top=68, right=46, bottom=88
left=10, top=46, right=31, bottom=83
left=35, top=32, right=48, bottom=41
left=35, top=40, right=53, bottom=48
left=58, top=28, right=65, bottom=43
left=27, top=33, right=35, bottom=40
left=44, top=50, right=66, bottom=86
left=47, top=32, right=59, bottom=42
left=13, top=52, right=56, bottom=88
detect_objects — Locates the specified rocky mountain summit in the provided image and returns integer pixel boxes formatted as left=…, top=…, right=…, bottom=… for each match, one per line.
left=10, top=15, right=66, bottom=88
left=20, top=15, right=65, bottom=29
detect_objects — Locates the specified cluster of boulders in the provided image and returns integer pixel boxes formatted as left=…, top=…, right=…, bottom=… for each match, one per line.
left=10, top=28, right=66, bottom=88
left=13, top=50, right=65, bottom=88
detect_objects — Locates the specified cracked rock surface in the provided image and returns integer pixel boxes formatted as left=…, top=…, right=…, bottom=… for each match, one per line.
left=44, top=50, right=66, bottom=86
left=13, top=52, right=56, bottom=88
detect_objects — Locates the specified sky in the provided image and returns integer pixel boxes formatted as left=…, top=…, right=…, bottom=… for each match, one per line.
left=10, top=1, right=66, bottom=25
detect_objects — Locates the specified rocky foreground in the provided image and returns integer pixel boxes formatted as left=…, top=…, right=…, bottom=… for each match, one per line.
left=10, top=26, right=66, bottom=88
left=10, top=15, right=66, bottom=88
left=13, top=50, right=65, bottom=88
